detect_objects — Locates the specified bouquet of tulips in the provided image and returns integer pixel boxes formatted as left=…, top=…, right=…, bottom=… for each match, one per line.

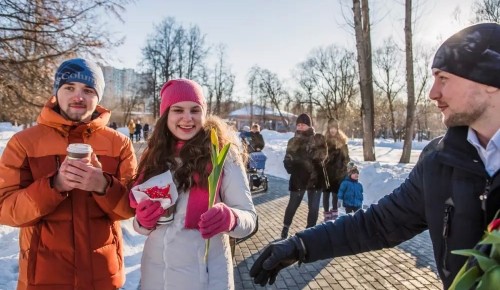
left=449, top=211, right=500, bottom=289
left=204, top=128, right=231, bottom=264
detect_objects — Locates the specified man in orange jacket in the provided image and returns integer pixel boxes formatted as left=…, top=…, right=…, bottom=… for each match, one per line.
left=0, top=58, right=137, bottom=290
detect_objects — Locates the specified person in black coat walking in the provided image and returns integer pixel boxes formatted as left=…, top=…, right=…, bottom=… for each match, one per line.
left=281, top=113, right=327, bottom=239
left=250, top=23, right=500, bottom=289
left=134, top=120, right=143, bottom=142
left=143, top=123, right=150, bottom=140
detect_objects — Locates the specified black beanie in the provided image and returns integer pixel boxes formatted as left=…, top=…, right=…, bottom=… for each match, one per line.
left=296, top=113, right=312, bottom=127
left=432, top=22, right=500, bottom=89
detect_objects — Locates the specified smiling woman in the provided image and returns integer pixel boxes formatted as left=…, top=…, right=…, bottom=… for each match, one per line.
left=128, top=78, right=256, bottom=290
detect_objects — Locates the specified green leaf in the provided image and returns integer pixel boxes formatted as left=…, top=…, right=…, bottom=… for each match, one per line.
left=479, top=231, right=500, bottom=245
left=211, top=143, right=218, bottom=164
left=217, top=144, right=231, bottom=165
left=452, top=249, right=489, bottom=258
left=475, top=256, right=498, bottom=272
left=453, top=266, right=480, bottom=290
left=477, top=266, right=500, bottom=290
left=449, top=263, right=469, bottom=290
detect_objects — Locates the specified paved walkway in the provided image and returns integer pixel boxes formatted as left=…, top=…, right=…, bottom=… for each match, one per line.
left=233, top=176, right=442, bottom=290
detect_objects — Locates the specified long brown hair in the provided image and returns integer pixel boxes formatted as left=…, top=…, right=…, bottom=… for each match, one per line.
left=324, top=122, right=348, bottom=149
left=132, top=113, right=247, bottom=192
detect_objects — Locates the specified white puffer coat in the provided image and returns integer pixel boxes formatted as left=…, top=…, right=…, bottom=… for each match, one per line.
left=133, top=157, right=257, bottom=290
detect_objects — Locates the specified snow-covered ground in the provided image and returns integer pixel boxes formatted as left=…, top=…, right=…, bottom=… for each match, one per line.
left=0, top=124, right=430, bottom=289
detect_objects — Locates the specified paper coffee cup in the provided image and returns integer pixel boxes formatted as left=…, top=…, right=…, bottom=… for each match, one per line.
left=157, top=212, right=174, bottom=225
left=67, top=143, right=92, bottom=160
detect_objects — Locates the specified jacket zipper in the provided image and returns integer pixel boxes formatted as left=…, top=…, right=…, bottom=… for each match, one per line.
left=479, top=178, right=491, bottom=225
left=441, top=198, right=454, bottom=277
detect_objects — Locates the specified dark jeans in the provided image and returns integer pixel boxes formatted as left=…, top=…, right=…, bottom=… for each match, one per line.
left=283, top=189, right=322, bottom=229
left=323, top=190, right=338, bottom=212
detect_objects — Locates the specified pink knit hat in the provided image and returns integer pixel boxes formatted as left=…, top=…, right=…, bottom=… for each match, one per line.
left=159, top=79, right=206, bottom=117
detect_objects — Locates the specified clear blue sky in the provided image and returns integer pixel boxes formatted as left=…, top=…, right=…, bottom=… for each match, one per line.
left=105, top=0, right=473, bottom=97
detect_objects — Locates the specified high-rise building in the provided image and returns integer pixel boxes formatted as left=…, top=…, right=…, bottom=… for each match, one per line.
left=100, top=66, right=152, bottom=125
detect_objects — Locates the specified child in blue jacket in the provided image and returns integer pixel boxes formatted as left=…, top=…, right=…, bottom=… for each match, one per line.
left=338, top=166, right=363, bottom=213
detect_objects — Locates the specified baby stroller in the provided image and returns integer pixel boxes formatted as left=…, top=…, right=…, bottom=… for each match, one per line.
left=247, top=151, right=268, bottom=192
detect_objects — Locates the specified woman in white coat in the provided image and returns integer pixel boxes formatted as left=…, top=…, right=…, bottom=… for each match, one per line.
left=129, top=79, right=256, bottom=290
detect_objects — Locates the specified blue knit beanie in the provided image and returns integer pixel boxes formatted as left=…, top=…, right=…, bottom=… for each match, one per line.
left=432, top=23, right=500, bottom=89
left=53, top=58, right=105, bottom=101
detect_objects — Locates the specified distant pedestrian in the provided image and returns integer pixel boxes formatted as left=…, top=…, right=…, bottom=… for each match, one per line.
left=143, top=123, right=150, bottom=140
left=322, top=118, right=350, bottom=221
left=109, top=121, right=117, bottom=130
left=337, top=166, right=363, bottom=214
left=135, top=120, right=142, bottom=142
left=128, top=119, right=135, bottom=141
left=281, top=113, right=327, bottom=239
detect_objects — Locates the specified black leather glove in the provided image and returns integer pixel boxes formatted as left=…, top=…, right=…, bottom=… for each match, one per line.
left=250, top=235, right=306, bottom=286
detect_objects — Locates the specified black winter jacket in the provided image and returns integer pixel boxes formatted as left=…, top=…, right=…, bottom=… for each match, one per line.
left=296, top=126, right=500, bottom=289
left=283, top=128, right=327, bottom=191
left=324, top=140, right=350, bottom=192
left=248, top=132, right=265, bottom=152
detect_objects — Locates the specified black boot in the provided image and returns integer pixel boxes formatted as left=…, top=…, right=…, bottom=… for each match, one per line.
left=280, top=226, right=289, bottom=239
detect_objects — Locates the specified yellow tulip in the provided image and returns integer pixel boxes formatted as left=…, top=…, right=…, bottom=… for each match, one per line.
left=204, top=127, right=231, bottom=269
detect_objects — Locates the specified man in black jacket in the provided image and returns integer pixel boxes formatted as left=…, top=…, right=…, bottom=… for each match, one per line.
left=281, top=113, right=327, bottom=239
left=250, top=23, right=500, bottom=289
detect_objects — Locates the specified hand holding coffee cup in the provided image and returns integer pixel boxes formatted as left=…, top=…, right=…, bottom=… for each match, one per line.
left=54, top=143, right=106, bottom=193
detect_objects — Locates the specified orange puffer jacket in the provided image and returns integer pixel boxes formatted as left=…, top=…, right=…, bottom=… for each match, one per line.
left=0, top=97, right=137, bottom=290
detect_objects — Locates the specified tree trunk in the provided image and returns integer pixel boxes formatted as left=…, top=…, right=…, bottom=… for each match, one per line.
left=353, top=0, right=376, bottom=161
left=400, top=0, right=416, bottom=163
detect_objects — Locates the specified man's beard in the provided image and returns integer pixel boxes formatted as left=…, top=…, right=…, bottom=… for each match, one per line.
left=443, top=103, right=487, bottom=127
left=61, top=108, right=91, bottom=123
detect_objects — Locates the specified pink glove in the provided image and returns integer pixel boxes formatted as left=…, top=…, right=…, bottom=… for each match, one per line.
left=129, top=190, right=138, bottom=209
left=198, top=203, right=238, bottom=239
left=136, top=199, right=165, bottom=229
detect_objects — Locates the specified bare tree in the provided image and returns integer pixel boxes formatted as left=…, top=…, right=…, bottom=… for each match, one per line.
left=0, top=0, right=132, bottom=123
left=248, top=66, right=290, bottom=130
left=247, top=66, right=268, bottom=120
left=412, top=44, right=434, bottom=141
left=353, top=0, right=376, bottom=161
left=295, top=59, right=316, bottom=117
left=140, top=17, right=209, bottom=117
left=472, top=0, right=500, bottom=22
left=247, top=69, right=258, bottom=125
left=373, top=37, right=405, bottom=142
left=139, top=48, right=161, bottom=119
left=206, top=44, right=235, bottom=115
left=400, top=0, right=417, bottom=164
left=296, top=45, right=358, bottom=122
left=182, top=26, right=209, bottom=80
